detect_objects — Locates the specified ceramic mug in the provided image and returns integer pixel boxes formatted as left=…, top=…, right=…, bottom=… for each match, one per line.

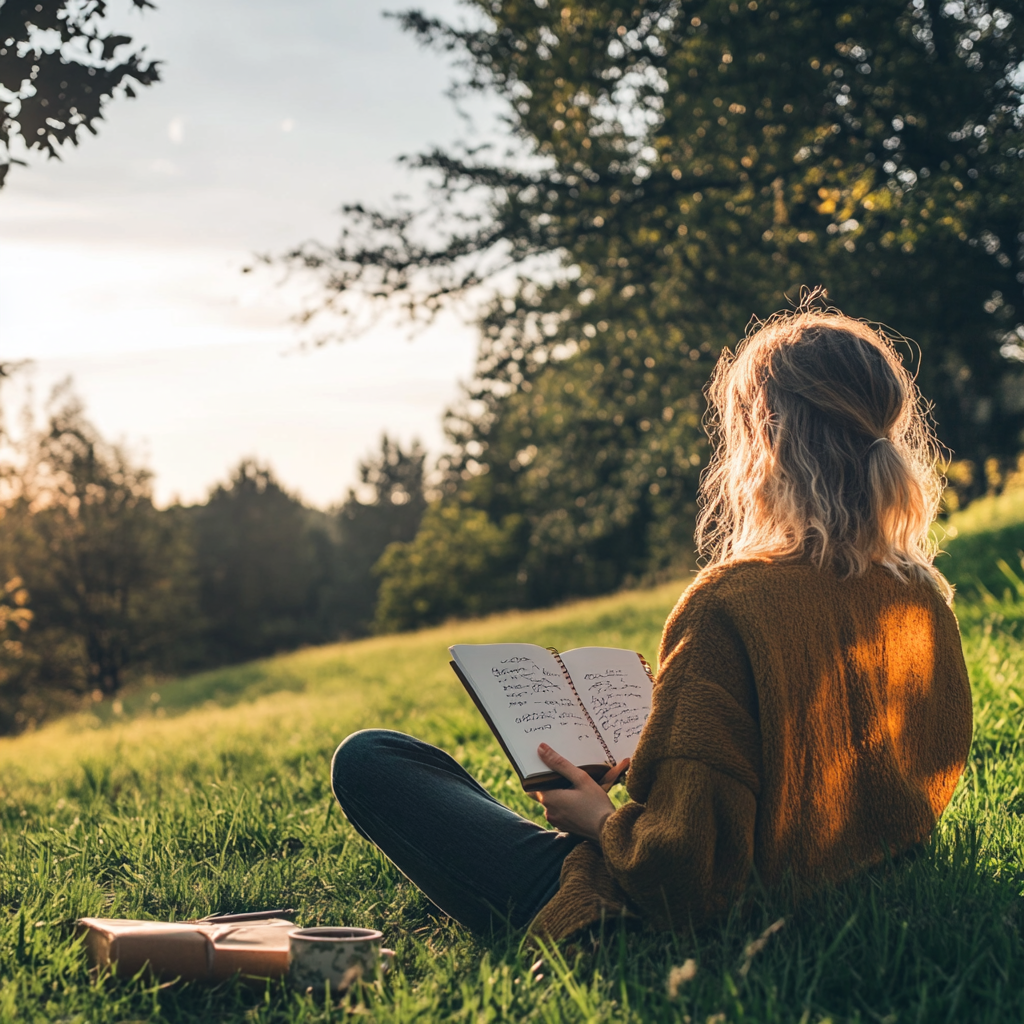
left=287, top=927, right=394, bottom=993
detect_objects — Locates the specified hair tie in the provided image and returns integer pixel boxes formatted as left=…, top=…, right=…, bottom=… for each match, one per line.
left=869, top=436, right=889, bottom=450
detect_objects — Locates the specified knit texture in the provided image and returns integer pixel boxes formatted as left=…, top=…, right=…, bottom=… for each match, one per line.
left=530, top=559, right=973, bottom=939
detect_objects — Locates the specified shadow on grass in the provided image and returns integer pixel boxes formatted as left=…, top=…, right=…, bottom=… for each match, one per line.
left=939, top=522, right=1024, bottom=602
left=509, top=821, right=1024, bottom=1024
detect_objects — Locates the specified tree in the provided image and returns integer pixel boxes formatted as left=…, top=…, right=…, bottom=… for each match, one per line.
left=334, top=435, right=428, bottom=634
left=0, top=576, right=34, bottom=733
left=187, top=460, right=336, bottom=665
left=290, top=0, right=1024, bottom=626
left=288, top=0, right=1024, bottom=468
left=0, top=392, right=197, bottom=727
left=0, top=0, right=161, bottom=188
left=373, top=504, right=523, bottom=631
left=187, top=438, right=429, bottom=659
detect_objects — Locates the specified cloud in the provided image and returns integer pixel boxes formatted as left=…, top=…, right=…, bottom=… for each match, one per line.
left=0, top=240, right=293, bottom=359
left=167, top=116, right=184, bottom=143
left=147, top=158, right=179, bottom=176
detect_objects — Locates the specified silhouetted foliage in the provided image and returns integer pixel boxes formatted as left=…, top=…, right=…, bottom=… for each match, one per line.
left=187, top=460, right=340, bottom=665
left=335, top=435, right=428, bottom=634
left=0, top=386, right=430, bottom=732
left=0, top=393, right=196, bottom=731
left=0, top=0, right=161, bottom=188
left=186, top=437, right=428, bottom=665
left=291, top=0, right=1024, bottom=467
left=299, top=0, right=1024, bottom=627
left=0, top=576, right=34, bottom=734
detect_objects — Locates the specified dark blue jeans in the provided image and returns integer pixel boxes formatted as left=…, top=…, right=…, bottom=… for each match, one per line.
left=331, top=729, right=582, bottom=934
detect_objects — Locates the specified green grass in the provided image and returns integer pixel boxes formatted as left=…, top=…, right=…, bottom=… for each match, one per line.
left=936, top=486, right=1024, bottom=600
left=2, top=497, right=1024, bottom=1023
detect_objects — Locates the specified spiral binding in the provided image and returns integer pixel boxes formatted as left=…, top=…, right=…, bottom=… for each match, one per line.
left=637, top=653, right=655, bottom=683
left=547, top=646, right=616, bottom=766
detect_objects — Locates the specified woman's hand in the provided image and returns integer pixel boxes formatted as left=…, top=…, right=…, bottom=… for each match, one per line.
left=528, top=743, right=630, bottom=842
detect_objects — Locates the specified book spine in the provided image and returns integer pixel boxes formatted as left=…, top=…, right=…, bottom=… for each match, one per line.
left=547, top=647, right=615, bottom=766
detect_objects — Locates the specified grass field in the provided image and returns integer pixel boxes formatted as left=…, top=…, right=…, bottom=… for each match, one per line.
left=1, top=495, right=1024, bottom=1023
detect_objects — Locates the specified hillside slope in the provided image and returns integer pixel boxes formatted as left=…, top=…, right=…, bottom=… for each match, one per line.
left=0, top=579, right=684, bottom=785
left=2, top=497, right=1024, bottom=1023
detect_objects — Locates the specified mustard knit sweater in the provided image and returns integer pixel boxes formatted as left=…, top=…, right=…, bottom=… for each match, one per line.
left=531, top=559, right=973, bottom=939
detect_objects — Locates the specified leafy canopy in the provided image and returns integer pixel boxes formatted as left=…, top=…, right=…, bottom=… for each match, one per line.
left=302, top=1, right=1024, bottom=625
left=0, top=0, right=160, bottom=187
left=291, top=0, right=1024, bottom=459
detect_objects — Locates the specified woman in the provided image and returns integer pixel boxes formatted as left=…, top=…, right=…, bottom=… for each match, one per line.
left=330, top=307, right=973, bottom=939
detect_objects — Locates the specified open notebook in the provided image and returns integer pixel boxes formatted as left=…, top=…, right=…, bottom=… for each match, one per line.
left=449, top=643, right=654, bottom=790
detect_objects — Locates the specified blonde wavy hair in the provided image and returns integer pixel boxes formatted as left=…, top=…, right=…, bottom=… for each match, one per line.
left=695, top=305, right=951, bottom=601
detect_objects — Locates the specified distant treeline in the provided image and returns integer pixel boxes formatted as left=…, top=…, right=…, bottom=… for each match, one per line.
left=0, top=390, right=425, bottom=733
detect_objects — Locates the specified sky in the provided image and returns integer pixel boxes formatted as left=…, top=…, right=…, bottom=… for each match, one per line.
left=0, top=0, right=491, bottom=507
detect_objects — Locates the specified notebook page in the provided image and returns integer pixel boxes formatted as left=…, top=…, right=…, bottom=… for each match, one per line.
left=449, top=643, right=609, bottom=777
left=559, top=647, right=653, bottom=763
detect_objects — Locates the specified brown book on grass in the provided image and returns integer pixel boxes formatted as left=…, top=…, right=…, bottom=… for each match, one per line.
left=449, top=643, right=654, bottom=791
left=77, top=912, right=295, bottom=983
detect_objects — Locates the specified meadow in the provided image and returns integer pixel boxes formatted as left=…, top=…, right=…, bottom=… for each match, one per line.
left=1, top=491, right=1023, bottom=1023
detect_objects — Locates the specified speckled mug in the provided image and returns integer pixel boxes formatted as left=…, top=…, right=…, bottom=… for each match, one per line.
left=287, top=927, right=394, bottom=993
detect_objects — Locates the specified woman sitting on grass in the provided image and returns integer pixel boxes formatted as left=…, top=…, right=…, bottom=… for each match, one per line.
left=330, top=306, right=973, bottom=939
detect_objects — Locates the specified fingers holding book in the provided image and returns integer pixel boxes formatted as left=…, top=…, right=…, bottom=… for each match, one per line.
left=528, top=743, right=619, bottom=843
left=536, top=743, right=593, bottom=785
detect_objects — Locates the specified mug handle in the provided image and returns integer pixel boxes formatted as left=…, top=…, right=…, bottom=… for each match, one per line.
left=380, top=949, right=395, bottom=975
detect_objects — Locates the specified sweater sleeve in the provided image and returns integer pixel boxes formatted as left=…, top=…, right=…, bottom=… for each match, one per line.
left=598, top=580, right=764, bottom=929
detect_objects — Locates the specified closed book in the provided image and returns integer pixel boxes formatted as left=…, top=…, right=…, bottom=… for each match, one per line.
left=77, top=914, right=296, bottom=982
